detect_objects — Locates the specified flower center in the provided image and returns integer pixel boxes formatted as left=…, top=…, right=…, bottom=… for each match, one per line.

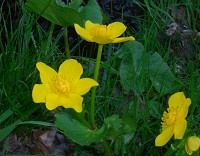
left=161, top=107, right=178, bottom=131
left=90, top=25, right=108, bottom=37
left=50, top=75, right=74, bottom=96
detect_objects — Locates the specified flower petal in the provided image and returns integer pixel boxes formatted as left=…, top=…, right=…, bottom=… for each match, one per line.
left=36, top=62, right=57, bottom=84
left=85, top=20, right=99, bottom=30
left=155, top=127, right=174, bottom=146
left=111, top=36, right=135, bottom=43
left=74, top=23, right=93, bottom=42
left=32, top=84, right=51, bottom=103
left=93, top=36, right=113, bottom=44
left=62, top=94, right=83, bottom=113
left=107, top=22, right=127, bottom=38
left=174, top=119, right=187, bottom=139
left=46, top=93, right=63, bottom=110
left=58, top=59, right=83, bottom=79
left=185, top=142, right=193, bottom=155
left=177, top=98, right=191, bottom=119
left=168, top=92, right=191, bottom=108
left=75, top=78, right=99, bottom=95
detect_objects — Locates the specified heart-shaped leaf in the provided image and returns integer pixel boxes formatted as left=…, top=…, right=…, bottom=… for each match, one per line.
left=117, top=41, right=145, bottom=93
left=26, top=0, right=83, bottom=26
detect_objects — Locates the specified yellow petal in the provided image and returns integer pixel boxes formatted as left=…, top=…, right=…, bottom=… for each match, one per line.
left=75, top=78, right=99, bottom=95
left=85, top=20, right=99, bottom=30
left=46, top=93, right=63, bottom=110
left=185, top=142, right=193, bottom=155
left=32, top=84, right=51, bottom=103
left=93, top=36, right=113, bottom=44
left=74, top=23, right=93, bottom=42
left=177, top=98, right=191, bottom=119
left=111, top=36, right=135, bottom=43
left=174, top=119, right=187, bottom=139
left=168, top=92, right=191, bottom=108
left=107, top=22, right=127, bottom=38
left=36, top=62, right=57, bottom=84
left=155, top=127, right=174, bottom=146
left=58, top=59, right=83, bottom=79
left=62, top=94, right=83, bottom=113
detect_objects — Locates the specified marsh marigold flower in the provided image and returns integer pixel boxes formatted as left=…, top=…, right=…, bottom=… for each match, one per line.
left=32, top=59, right=98, bottom=112
left=185, top=136, right=200, bottom=155
left=74, top=20, right=135, bottom=44
left=155, top=92, right=191, bottom=146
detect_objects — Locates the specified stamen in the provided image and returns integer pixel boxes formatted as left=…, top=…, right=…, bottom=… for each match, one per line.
left=50, top=75, right=74, bottom=96
left=161, top=107, right=178, bottom=131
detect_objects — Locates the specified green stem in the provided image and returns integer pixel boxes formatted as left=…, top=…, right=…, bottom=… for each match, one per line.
left=64, top=27, right=71, bottom=59
left=102, top=140, right=112, bottom=156
left=90, top=44, right=103, bottom=128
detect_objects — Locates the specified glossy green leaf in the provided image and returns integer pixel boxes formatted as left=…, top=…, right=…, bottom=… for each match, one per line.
left=55, top=113, right=105, bottom=146
left=148, top=52, right=176, bottom=94
left=118, top=41, right=145, bottom=93
left=26, top=0, right=83, bottom=26
left=80, top=0, right=103, bottom=23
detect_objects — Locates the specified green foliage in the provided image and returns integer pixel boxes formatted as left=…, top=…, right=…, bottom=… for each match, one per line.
left=1, top=0, right=200, bottom=155
left=118, top=41, right=176, bottom=95
left=0, top=109, right=13, bottom=124
left=148, top=52, right=176, bottom=94
left=103, top=115, right=136, bottom=155
left=117, top=41, right=145, bottom=93
left=68, top=0, right=83, bottom=10
left=26, top=0, right=107, bottom=26
left=55, top=0, right=83, bottom=10
left=148, top=100, right=162, bottom=119
left=55, top=113, right=105, bottom=146
left=0, top=120, right=21, bottom=142
left=79, top=0, right=103, bottom=23
left=26, top=0, right=83, bottom=26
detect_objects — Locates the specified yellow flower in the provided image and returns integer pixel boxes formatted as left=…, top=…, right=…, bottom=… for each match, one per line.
left=155, top=92, right=191, bottom=146
left=185, top=136, right=200, bottom=155
left=32, top=59, right=98, bottom=112
left=74, top=20, right=135, bottom=44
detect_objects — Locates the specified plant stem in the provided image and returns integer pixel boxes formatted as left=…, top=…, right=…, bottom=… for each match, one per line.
left=64, top=27, right=71, bottom=59
left=90, top=44, right=103, bottom=128
left=102, top=140, right=112, bottom=156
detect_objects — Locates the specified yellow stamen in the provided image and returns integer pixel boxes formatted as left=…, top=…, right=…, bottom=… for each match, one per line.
left=161, top=107, right=178, bottom=131
left=50, top=75, right=74, bottom=96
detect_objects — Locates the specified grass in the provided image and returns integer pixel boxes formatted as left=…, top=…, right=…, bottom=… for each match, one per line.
left=0, top=0, right=200, bottom=155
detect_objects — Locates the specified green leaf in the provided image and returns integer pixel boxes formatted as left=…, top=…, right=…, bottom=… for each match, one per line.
left=55, top=0, right=68, bottom=7
left=26, top=0, right=83, bottom=26
left=104, top=115, right=131, bottom=141
left=118, top=41, right=145, bottom=93
left=68, top=0, right=83, bottom=10
left=148, top=52, right=176, bottom=94
left=148, top=100, right=162, bottom=119
left=55, top=113, right=105, bottom=146
left=80, top=0, right=103, bottom=24
left=0, top=109, right=13, bottom=124
left=55, top=0, right=83, bottom=11
left=0, top=120, right=21, bottom=142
